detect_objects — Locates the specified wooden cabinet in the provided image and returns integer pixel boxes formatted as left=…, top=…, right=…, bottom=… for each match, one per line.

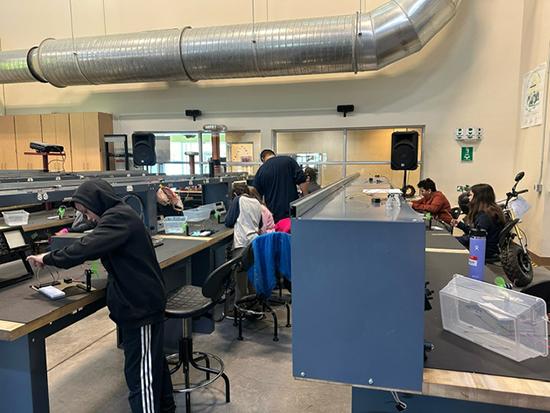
left=69, top=112, right=112, bottom=171
left=41, top=114, right=72, bottom=172
left=0, top=112, right=112, bottom=172
left=14, top=115, right=43, bottom=170
left=0, top=116, right=18, bottom=170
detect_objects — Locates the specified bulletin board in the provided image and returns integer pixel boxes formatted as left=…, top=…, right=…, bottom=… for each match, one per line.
left=228, top=142, right=254, bottom=162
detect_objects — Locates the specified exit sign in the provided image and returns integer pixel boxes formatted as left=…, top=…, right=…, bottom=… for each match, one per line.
left=461, top=147, right=473, bottom=162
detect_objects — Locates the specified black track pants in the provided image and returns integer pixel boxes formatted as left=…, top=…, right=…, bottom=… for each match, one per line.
left=121, top=322, right=176, bottom=413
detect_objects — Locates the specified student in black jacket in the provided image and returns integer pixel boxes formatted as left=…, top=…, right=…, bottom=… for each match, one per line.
left=451, top=183, right=505, bottom=259
left=27, top=179, right=175, bottom=413
left=253, top=149, right=308, bottom=222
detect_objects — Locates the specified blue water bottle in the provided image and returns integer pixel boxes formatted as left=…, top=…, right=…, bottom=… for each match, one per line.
left=468, top=228, right=487, bottom=280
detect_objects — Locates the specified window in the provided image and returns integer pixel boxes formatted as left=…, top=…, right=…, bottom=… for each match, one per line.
left=274, top=127, right=423, bottom=187
left=145, top=131, right=261, bottom=176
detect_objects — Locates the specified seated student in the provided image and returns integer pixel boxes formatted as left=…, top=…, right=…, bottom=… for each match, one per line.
left=249, top=186, right=275, bottom=234
left=411, top=178, right=452, bottom=224
left=225, top=182, right=263, bottom=301
left=304, top=167, right=321, bottom=194
left=451, top=183, right=505, bottom=259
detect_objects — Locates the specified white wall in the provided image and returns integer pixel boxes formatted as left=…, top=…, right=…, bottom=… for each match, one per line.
left=515, top=0, right=550, bottom=256
left=0, top=0, right=540, bottom=250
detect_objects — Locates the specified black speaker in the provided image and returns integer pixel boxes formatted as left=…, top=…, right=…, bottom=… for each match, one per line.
left=132, top=132, right=156, bottom=166
left=391, top=131, right=419, bottom=170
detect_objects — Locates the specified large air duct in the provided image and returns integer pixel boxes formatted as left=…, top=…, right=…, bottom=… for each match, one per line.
left=0, top=0, right=460, bottom=87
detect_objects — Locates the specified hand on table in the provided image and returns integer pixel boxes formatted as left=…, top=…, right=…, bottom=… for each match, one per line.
left=26, top=253, right=48, bottom=269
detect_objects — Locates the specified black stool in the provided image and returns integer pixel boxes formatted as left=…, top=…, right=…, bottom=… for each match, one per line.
left=165, top=256, right=239, bottom=412
left=234, top=294, right=291, bottom=341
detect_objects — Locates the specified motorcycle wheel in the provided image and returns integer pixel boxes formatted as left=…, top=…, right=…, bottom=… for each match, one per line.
left=501, top=242, right=533, bottom=287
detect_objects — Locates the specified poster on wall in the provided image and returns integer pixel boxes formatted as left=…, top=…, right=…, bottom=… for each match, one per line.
left=521, top=63, right=547, bottom=129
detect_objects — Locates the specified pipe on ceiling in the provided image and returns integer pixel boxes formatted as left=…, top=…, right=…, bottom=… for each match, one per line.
left=0, top=0, right=461, bottom=87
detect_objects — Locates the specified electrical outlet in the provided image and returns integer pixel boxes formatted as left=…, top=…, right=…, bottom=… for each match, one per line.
left=534, top=183, right=543, bottom=193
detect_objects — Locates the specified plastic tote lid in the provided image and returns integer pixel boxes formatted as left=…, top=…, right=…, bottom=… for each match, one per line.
left=470, top=228, right=487, bottom=237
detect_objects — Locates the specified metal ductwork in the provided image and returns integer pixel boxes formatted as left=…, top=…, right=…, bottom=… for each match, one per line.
left=0, top=0, right=460, bottom=87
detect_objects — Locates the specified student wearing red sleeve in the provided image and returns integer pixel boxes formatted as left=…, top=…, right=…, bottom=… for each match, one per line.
left=411, top=178, right=453, bottom=224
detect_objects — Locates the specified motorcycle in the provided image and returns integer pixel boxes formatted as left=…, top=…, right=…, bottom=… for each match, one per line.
left=498, top=172, right=533, bottom=287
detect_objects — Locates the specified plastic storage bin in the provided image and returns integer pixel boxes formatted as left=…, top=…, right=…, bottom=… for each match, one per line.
left=183, top=207, right=211, bottom=223
left=440, top=274, right=548, bottom=362
left=163, top=216, right=188, bottom=234
left=2, top=210, right=30, bottom=226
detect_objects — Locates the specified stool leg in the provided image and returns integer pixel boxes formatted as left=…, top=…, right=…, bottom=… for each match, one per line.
left=285, top=303, right=291, bottom=328
left=222, top=372, right=231, bottom=403
left=191, top=352, right=211, bottom=381
left=237, top=310, right=243, bottom=341
left=232, top=305, right=238, bottom=327
left=182, top=338, right=192, bottom=412
left=266, top=304, right=279, bottom=341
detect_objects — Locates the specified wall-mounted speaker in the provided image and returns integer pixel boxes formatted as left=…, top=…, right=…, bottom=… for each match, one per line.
left=391, top=131, right=419, bottom=171
left=132, top=132, right=156, bottom=166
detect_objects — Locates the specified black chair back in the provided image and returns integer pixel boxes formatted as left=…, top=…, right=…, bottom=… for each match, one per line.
left=240, top=242, right=254, bottom=272
left=202, top=255, right=241, bottom=302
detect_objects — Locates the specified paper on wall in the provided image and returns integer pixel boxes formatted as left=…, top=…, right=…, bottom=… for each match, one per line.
left=521, top=63, right=547, bottom=129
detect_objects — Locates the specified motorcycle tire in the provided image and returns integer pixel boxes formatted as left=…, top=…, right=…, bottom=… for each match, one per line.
left=501, top=242, right=533, bottom=287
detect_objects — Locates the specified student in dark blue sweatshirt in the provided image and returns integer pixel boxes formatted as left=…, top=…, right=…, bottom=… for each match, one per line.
left=27, top=179, right=175, bottom=413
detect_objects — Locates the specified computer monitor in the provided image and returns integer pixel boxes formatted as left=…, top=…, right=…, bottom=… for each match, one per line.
left=4, top=229, right=26, bottom=250
left=0, top=227, right=33, bottom=289
left=202, top=182, right=230, bottom=209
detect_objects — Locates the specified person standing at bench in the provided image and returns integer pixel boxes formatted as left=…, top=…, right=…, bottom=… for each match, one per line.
left=27, top=179, right=175, bottom=413
left=253, top=149, right=309, bottom=223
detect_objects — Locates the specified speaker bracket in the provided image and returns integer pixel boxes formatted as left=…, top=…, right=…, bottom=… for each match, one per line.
left=336, top=104, right=354, bottom=117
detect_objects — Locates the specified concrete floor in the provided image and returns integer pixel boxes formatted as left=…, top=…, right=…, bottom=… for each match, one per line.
left=46, top=305, right=351, bottom=413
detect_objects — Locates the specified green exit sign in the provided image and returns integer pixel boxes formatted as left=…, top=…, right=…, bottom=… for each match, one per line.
left=461, top=146, right=473, bottom=162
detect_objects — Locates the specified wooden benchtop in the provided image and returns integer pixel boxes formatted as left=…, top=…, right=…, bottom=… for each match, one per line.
left=0, top=227, right=233, bottom=342
left=423, top=368, right=550, bottom=410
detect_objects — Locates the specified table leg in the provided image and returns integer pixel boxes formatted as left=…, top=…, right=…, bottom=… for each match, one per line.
left=0, top=332, right=49, bottom=413
left=351, top=387, right=547, bottom=413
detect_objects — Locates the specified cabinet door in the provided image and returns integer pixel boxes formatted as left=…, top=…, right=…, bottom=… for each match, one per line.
left=69, top=113, right=87, bottom=171
left=54, top=114, right=72, bottom=172
left=83, top=112, right=111, bottom=171
left=0, top=116, right=17, bottom=170
left=15, top=115, right=43, bottom=170
left=41, top=113, right=73, bottom=172
left=97, top=112, right=113, bottom=170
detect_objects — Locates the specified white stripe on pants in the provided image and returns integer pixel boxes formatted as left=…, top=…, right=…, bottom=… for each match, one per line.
left=141, top=325, right=155, bottom=413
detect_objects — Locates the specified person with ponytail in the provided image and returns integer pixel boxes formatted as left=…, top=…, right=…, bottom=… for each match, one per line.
left=451, top=183, right=505, bottom=259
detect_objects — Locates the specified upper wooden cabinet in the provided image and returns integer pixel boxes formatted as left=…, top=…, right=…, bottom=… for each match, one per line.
left=14, top=114, right=43, bottom=170
left=0, top=112, right=113, bottom=172
left=0, top=116, right=18, bottom=170
left=41, top=114, right=72, bottom=172
left=69, top=112, right=112, bottom=171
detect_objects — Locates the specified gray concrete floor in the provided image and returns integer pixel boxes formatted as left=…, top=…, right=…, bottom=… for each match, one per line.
left=47, top=306, right=351, bottom=412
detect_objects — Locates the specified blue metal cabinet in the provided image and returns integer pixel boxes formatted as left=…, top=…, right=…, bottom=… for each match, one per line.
left=291, top=177, right=426, bottom=392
